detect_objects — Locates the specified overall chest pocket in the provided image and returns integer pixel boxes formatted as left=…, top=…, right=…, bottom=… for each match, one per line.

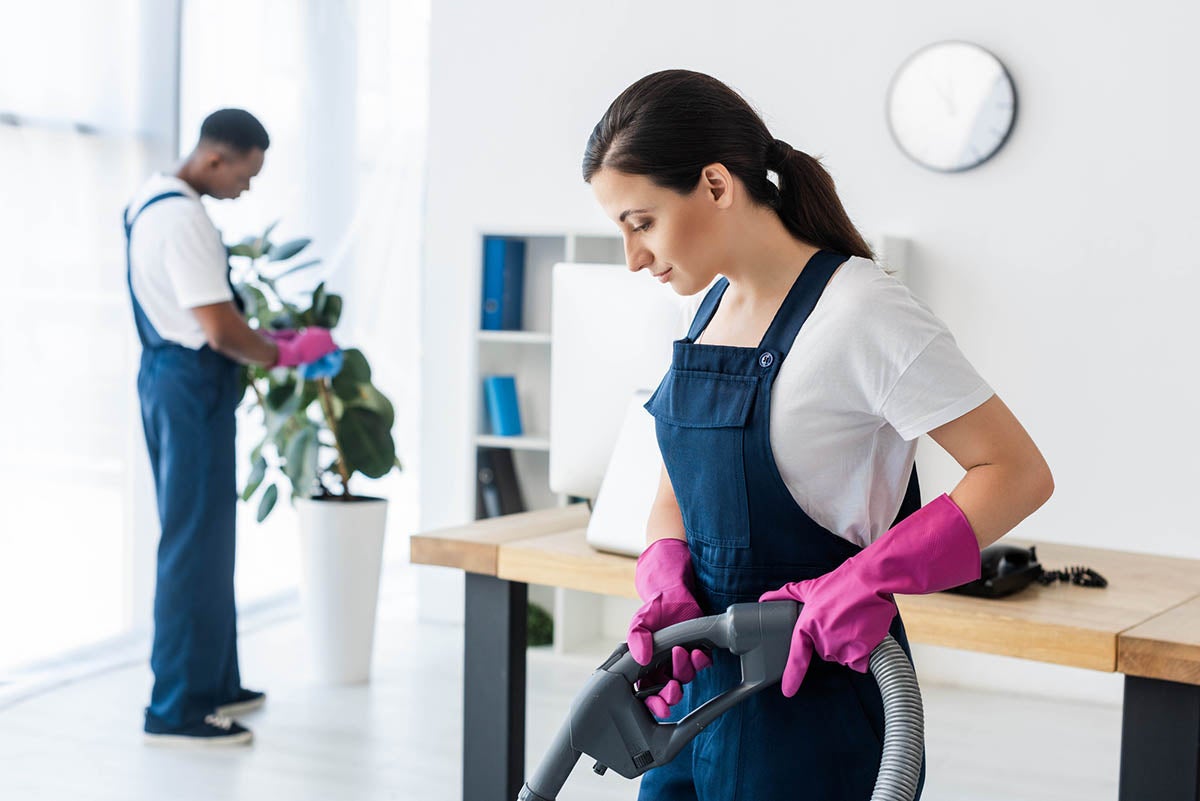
left=644, top=369, right=758, bottom=549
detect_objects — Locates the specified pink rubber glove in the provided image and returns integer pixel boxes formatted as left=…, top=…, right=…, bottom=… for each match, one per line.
left=759, top=493, right=981, bottom=697
left=270, top=327, right=337, bottom=368
left=627, top=538, right=713, bottom=718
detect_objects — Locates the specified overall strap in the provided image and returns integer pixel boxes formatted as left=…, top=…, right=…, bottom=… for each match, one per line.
left=757, top=250, right=849, bottom=358
left=125, top=191, right=187, bottom=350
left=124, top=191, right=187, bottom=238
left=684, top=276, right=730, bottom=341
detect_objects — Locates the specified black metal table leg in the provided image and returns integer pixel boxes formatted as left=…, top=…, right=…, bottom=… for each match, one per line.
left=1119, top=675, right=1200, bottom=800
left=464, top=572, right=528, bottom=801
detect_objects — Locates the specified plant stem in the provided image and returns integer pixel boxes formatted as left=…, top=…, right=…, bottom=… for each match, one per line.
left=251, top=378, right=267, bottom=409
left=317, top=379, right=353, bottom=497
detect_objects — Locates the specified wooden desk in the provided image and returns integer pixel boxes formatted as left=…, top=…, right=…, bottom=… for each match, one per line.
left=411, top=505, right=1200, bottom=801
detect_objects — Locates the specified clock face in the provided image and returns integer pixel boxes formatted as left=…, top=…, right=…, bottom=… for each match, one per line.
left=887, top=41, right=1017, bottom=172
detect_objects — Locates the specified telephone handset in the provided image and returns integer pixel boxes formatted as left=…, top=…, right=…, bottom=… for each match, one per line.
left=944, top=543, right=1108, bottom=598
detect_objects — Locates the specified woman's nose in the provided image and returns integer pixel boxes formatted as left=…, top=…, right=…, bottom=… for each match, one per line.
left=625, top=241, right=649, bottom=273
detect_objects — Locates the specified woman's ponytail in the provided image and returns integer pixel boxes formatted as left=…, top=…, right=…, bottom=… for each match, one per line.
left=770, top=139, right=874, bottom=260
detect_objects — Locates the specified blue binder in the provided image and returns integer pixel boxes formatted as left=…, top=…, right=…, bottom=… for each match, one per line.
left=480, top=236, right=526, bottom=331
left=483, top=375, right=524, bottom=436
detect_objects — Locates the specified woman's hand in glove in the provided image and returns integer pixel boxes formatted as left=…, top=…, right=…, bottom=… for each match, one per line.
left=760, top=494, right=981, bottom=697
left=627, top=537, right=712, bottom=717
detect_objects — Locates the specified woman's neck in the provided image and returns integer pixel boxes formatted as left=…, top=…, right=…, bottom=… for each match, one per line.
left=719, top=207, right=820, bottom=311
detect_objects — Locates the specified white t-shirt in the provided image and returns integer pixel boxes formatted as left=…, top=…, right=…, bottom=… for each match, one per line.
left=125, top=174, right=233, bottom=349
left=681, top=256, right=994, bottom=549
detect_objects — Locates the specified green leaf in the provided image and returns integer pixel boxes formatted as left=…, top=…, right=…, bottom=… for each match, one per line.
left=337, top=407, right=395, bottom=479
left=326, top=392, right=345, bottom=419
left=331, top=349, right=371, bottom=400
left=349, top=382, right=395, bottom=429
left=293, top=281, right=323, bottom=328
left=298, top=381, right=321, bottom=413
left=265, top=377, right=299, bottom=412
left=271, top=258, right=322, bottom=281
left=256, top=220, right=280, bottom=257
left=237, top=285, right=268, bottom=319
left=317, top=294, right=342, bottom=328
left=228, top=243, right=257, bottom=258
left=269, top=238, right=311, bottom=261
left=242, top=455, right=268, bottom=501
left=268, top=411, right=297, bottom=447
left=264, top=309, right=295, bottom=330
left=256, top=484, right=278, bottom=522
left=283, top=424, right=320, bottom=496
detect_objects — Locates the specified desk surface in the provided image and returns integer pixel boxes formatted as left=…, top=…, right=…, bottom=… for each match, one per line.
left=412, top=505, right=1200, bottom=678
left=1118, top=595, right=1200, bottom=684
left=410, top=504, right=591, bottom=576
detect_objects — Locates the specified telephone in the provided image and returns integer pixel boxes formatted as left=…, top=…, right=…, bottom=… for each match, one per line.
left=945, top=543, right=1044, bottom=598
left=945, top=543, right=1108, bottom=598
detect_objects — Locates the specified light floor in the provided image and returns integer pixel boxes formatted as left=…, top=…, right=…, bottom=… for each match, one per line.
left=0, top=560, right=1122, bottom=801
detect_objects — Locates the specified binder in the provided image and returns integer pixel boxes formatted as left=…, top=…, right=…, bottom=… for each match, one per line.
left=480, top=236, right=526, bottom=330
left=476, top=459, right=502, bottom=518
left=476, top=447, right=526, bottom=518
left=484, top=375, right=523, bottom=436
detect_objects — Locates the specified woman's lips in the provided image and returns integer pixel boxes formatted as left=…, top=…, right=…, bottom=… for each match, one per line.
left=656, top=267, right=672, bottom=283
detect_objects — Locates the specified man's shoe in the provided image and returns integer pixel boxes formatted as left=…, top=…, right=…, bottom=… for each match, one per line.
left=215, top=688, right=266, bottom=718
left=143, top=714, right=253, bottom=747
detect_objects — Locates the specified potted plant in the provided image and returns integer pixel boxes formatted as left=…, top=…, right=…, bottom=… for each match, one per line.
left=229, top=223, right=401, bottom=684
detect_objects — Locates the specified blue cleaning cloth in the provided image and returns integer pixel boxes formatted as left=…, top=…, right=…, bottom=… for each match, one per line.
left=299, top=348, right=345, bottom=381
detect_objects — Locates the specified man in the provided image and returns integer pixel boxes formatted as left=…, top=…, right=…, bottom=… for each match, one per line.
left=125, top=109, right=336, bottom=746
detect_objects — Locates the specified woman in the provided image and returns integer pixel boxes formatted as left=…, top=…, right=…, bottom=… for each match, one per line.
left=583, top=70, right=1053, bottom=800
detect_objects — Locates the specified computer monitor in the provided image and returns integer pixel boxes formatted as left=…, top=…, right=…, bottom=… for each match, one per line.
left=548, top=262, right=688, bottom=509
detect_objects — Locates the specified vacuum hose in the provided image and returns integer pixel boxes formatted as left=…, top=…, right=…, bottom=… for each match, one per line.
left=519, top=600, right=924, bottom=801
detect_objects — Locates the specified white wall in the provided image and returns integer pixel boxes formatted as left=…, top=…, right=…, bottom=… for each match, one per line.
left=418, top=0, right=1200, bottom=700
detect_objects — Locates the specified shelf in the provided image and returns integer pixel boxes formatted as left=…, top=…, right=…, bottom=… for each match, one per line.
left=477, top=330, right=552, bottom=345
left=476, top=434, right=551, bottom=452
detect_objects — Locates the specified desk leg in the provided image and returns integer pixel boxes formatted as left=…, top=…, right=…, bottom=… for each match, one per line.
left=1119, top=675, right=1200, bottom=801
left=464, top=572, right=528, bottom=801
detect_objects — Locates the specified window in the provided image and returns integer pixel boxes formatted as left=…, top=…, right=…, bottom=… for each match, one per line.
left=0, top=0, right=166, bottom=672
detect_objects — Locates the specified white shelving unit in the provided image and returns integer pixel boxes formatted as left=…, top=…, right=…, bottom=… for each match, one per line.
left=472, top=232, right=624, bottom=511
left=471, top=230, right=626, bottom=652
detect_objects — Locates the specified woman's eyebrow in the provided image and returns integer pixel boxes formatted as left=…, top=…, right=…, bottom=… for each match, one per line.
left=619, top=207, right=653, bottom=223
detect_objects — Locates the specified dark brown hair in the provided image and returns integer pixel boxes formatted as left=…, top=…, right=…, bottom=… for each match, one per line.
left=582, top=70, right=873, bottom=260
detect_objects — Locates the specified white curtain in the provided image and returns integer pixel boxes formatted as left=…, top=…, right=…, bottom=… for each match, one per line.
left=0, top=0, right=176, bottom=673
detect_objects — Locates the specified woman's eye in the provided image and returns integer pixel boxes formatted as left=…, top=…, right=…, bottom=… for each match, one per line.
left=633, top=221, right=652, bottom=233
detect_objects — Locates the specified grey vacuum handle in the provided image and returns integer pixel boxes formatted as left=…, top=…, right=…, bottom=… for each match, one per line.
left=521, top=600, right=924, bottom=801
left=609, top=600, right=798, bottom=742
left=520, top=602, right=796, bottom=801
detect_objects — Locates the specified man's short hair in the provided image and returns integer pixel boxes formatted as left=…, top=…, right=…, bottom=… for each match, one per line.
left=199, top=108, right=270, bottom=153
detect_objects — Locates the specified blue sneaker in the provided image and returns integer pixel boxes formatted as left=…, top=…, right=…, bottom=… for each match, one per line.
left=215, top=688, right=266, bottom=718
left=143, top=714, right=253, bottom=747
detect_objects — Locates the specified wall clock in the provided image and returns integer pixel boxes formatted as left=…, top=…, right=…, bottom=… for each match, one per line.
left=887, top=41, right=1017, bottom=172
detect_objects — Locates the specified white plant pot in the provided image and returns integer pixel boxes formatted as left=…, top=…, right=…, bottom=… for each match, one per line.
left=295, top=496, right=388, bottom=684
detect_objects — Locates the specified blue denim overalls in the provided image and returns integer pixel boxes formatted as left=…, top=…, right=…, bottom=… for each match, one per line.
left=125, top=192, right=245, bottom=729
left=639, top=249, right=926, bottom=801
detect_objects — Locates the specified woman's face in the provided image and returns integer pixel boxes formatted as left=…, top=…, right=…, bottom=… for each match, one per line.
left=590, top=167, right=730, bottom=296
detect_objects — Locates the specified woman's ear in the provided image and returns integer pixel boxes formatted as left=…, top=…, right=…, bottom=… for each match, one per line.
left=698, top=163, right=734, bottom=209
